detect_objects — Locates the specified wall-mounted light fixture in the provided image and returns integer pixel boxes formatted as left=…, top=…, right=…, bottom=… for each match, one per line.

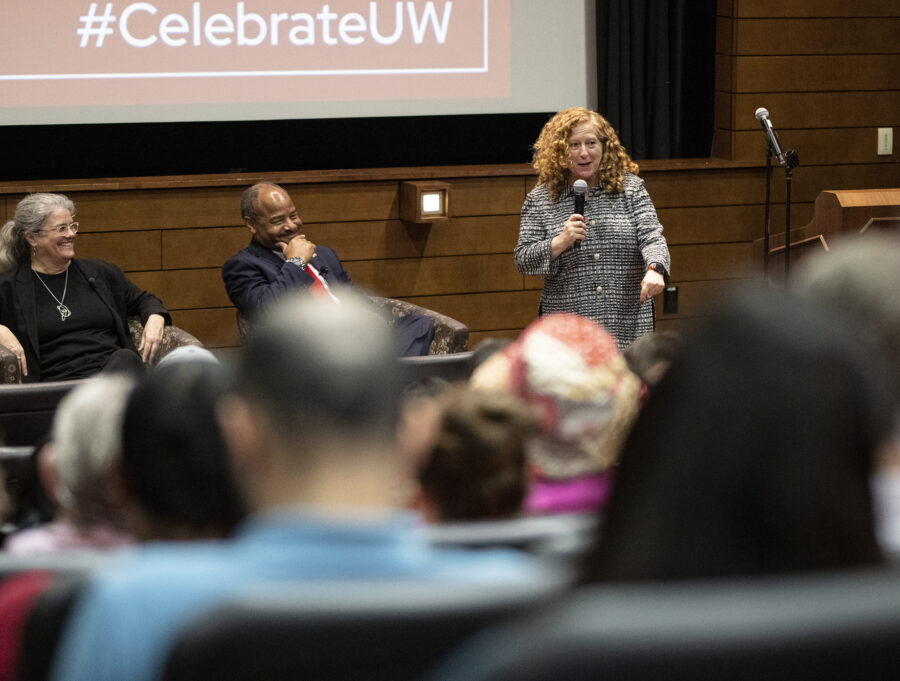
left=400, top=181, right=451, bottom=224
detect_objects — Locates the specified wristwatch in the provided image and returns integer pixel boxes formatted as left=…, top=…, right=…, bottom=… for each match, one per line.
left=647, top=262, right=669, bottom=284
left=287, top=257, right=307, bottom=270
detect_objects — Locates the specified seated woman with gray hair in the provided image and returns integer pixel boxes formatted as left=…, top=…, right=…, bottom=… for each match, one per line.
left=4, top=375, right=137, bottom=555
left=0, top=192, right=170, bottom=382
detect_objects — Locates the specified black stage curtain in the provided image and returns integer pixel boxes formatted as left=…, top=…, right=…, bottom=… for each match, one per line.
left=596, top=0, right=716, bottom=160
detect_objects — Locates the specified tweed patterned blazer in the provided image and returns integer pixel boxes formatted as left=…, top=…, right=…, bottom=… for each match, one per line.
left=514, top=174, right=670, bottom=350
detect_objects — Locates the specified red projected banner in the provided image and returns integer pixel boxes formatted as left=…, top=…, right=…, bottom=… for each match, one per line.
left=0, top=1, right=509, bottom=107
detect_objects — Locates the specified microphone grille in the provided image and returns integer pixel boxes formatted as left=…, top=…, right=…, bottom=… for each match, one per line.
left=573, top=179, right=588, bottom=195
left=754, top=107, right=769, bottom=120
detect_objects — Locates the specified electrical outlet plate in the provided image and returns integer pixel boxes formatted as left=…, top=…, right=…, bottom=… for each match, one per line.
left=878, top=128, right=893, bottom=156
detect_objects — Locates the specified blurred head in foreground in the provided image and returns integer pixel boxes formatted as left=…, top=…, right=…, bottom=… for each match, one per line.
left=218, top=292, right=405, bottom=514
left=793, top=233, right=900, bottom=555
left=121, top=361, right=245, bottom=540
left=585, top=285, right=891, bottom=581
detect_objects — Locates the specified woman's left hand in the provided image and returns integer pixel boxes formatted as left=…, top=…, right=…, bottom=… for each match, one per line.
left=640, top=270, right=666, bottom=304
left=138, top=314, right=166, bottom=364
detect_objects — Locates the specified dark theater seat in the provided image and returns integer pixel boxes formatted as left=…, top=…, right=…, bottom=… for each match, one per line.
left=426, top=568, right=900, bottom=681
left=162, top=579, right=562, bottom=681
left=0, top=381, right=80, bottom=446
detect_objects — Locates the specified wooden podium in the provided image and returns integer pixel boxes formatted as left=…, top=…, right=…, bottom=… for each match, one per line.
left=759, top=188, right=900, bottom=281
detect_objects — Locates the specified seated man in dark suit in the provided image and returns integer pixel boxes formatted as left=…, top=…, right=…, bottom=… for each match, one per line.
left=222, top=182, right=434, bottom=356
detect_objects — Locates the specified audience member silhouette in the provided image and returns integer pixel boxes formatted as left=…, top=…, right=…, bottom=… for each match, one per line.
left=47, top=292, right=542, bottom=681
left=118, top=361, right=246, bottom=541
left=623, top=329, right=683, bottom=389
left=4, top=375, right=135, bottom=555
left=793, top=234, right=900, bottom=559
left=583, top=285, right=891, bottom=582
left=471, top=313, right=641, bottom=514
left=407, top=387, right=537, bottom=522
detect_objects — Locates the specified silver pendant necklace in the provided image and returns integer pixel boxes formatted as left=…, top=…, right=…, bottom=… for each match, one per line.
left=33, top=268, right=72, bottom=321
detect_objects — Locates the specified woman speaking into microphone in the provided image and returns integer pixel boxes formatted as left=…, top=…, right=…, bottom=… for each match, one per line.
left=514, top=107, right=670, bottom=350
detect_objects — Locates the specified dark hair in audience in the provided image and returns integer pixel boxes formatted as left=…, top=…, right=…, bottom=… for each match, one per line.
left=623, top=329, right=683, bottom=387
left=417, top=388, right=536, bottom=521
left=120, top=362, right=245, bottom=538
left=583, top=285, right=890, bottom=582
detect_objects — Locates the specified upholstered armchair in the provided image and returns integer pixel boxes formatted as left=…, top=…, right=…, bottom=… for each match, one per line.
left=237, top=297, right=469, bottom=355
left=0, top=318, right=203, bottom=384
left=368, top=296, right=469, bottom=355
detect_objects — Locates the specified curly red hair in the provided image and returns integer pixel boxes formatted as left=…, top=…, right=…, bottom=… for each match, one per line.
left=532, top=108, right=639, bottom=201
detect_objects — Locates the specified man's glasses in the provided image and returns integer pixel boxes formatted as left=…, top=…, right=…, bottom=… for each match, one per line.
left=45, top=222, right=79, bottom=234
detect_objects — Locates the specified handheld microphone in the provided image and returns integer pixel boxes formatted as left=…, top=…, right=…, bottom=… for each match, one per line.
left=573, top=179, right=588, bottom=249
left=754, top=107, right=786, bottom=165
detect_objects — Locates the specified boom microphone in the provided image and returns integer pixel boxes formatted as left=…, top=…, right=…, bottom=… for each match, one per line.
left=754, top=107, right=786, bottom=165
left=573, top=179, right=588, bottom=249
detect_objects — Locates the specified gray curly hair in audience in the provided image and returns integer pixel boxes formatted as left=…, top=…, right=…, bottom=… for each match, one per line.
left=793, top=233, right=900, bottom=387
left=0, top=192, right=76, bottom=271
left=51, top=374, right=136, bottom=527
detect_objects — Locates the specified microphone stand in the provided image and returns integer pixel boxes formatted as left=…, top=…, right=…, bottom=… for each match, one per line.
left=781, top=149, right=800, bottom=281
left=763, top=146, right=773, bottom=281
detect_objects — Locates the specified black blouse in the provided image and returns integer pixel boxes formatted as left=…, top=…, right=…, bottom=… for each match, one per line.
left=33, top=267, right=121, bottom=381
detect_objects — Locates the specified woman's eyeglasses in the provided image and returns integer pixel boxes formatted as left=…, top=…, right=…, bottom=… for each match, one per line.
left=46, top=222, right=79, bottom=234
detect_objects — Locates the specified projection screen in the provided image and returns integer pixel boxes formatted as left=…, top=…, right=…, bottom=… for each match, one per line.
left=0, top=0, right=594, bottom=125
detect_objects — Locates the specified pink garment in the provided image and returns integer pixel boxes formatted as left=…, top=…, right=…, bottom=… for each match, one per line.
left=0, top=571, right=54, bottom=681
left=525, top=471, right=613, bottom=514
left=4, top=520, right=133, bottom=556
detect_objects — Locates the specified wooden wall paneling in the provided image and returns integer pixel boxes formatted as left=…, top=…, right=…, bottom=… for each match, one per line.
left=347, top=254, right=524, bottom=299
left=170, top=308, right=239, bottom=348
left=127, top=269, right=230, bottom=309
left=730, top=1, right=900, bottom=18
left=67, top=187, right=244, bottom=231
left=75, top=230, right=162, bottom=271
left=730, top=92, right=900, bottom=131
left=714, top=90, right=736, bottom=132
left=733, top=55, right=900, bottom=93
left=402, top=291, right=542, bottom=333
left=732, top=18, right=900, bottom=55
left=657, top=205, right=768, bottom=244
left=732, top=128, right=900, bottom=165
left=2, top=195, right=26, bottom=224
left=715, top=52, right=738, bottom=94
left=715, top=15, right=735, bottom=54
left=281, top=182, right=398, bottom=222
left=162, top=216, right=523, bottom=271
left=441, top=176, right=528, bottom=217
left=670, top=242, right=758, bottom=280
left=523, top=274, right=543, bottom=291
left=309, top=215, right=522, bottom=262
left=642, top=168, right=765, bottom=208
left=163, top=227, right=249, bottom=270
left=0, top=164, right=804, bottom=349
left=768, top=164, right=900, bottom=204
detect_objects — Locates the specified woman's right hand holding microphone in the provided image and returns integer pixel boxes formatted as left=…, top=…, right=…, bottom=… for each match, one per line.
left=550, top=214, right=586, bottom=259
